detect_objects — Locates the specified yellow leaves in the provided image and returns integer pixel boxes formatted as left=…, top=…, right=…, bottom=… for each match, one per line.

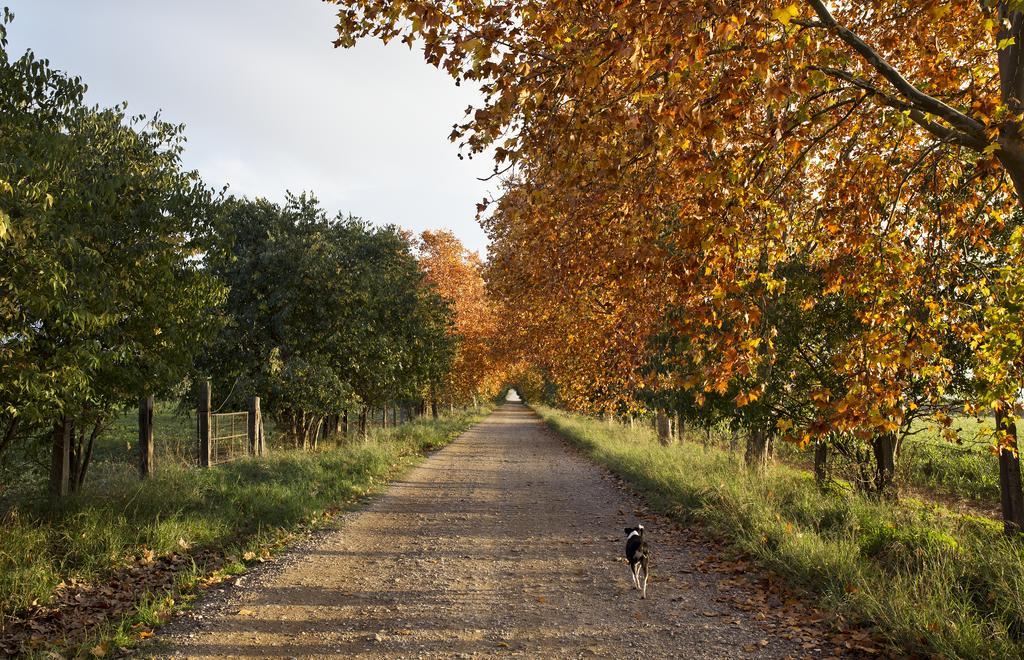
left=998, top=37, right=1017, bottom=52
left=772, top=4, right=800, bottom=26
left=740, top=337, right=762, bottom=352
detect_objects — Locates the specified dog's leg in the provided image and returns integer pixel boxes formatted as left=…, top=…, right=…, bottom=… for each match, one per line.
left=630, top=564, right=639, bottom=589
left=641, top=565, right=648, bottom=599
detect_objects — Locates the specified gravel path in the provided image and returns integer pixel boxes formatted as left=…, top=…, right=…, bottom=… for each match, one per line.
left=157, top=403, right=824, bottom=659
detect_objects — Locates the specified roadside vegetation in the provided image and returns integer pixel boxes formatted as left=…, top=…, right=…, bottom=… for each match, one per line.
left=537, top=406, right=1023, bottom=659
left=766, top=417, right=1000, bottom=507
left=0, top=407, right=487, bottom=656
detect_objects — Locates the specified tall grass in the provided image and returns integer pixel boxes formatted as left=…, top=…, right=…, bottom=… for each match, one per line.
left=537, top=406, right=1024, bottom=659
left=0, top=408, right=487, bottom=626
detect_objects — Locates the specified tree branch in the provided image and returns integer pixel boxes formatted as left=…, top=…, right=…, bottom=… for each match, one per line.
left=810, top=66, right=988, bottom=151
left=804, top=0, right=988, bottom=144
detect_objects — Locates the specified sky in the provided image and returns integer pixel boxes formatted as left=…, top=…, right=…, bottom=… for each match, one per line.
left=5, top=0, right=495, bottom=254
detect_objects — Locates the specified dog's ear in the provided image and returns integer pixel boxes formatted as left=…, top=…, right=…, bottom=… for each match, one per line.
left=624, top=527, right=634, bottom=535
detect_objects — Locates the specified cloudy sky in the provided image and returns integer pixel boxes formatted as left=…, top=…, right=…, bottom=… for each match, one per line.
left=5, top=0, right=495, bottom=254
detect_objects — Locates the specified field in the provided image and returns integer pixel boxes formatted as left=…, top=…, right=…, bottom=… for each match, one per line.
left=537, top=406, right=1024, bottom=659
left=0, top=406, right=488, bottom=656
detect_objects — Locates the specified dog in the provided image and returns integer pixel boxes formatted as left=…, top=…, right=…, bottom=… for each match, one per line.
left=624, top=524, right=649, bottom=598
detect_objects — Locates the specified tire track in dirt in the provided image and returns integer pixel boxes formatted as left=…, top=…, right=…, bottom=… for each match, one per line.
left=156, top=403, right=829, bottom=659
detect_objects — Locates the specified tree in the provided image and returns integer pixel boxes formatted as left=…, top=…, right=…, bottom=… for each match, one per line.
left=415, top=230, right=503, bottom=407
left=202, top=195, right=456, bottom=446
left=0, top=11, right=222, bottom=492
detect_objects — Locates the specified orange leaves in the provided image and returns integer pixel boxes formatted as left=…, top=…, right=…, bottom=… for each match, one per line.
left=338, top=0, right=1023, bottom=435
left=416, top=231, right=504, bottom=403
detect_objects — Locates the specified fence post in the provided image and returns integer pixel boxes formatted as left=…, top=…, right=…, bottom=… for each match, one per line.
left=139, top=395, right=154, bottom=478
left=199, top=380, right=212, bottom=467
left=248, top=396, right=261, bottom=456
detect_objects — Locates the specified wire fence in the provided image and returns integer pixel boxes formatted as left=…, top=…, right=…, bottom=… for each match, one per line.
left=209, top=411, right=249, bottom=465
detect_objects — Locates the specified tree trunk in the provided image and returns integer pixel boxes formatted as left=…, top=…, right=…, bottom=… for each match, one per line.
left=996, top=401, right=1024, bottom=535
left=140, top=396, right=155, bottom=477
left=871, top=432, right=898, bottom=498
left=359, top=409, right=368, bottom=438
left=50, top=417, right=71, bottom=498
left=729, top=425, right=740, bottom=452
left=744, top=429, right=769, bottom=470
left=656, top=411, right=671, bottom=445
left=814, top=440, right=829, bottom=488
left=431, top=399, right=439, bottom=419
left=312, top=417, right=323, bottom=449
left=76, top=422, right=100, bottom=491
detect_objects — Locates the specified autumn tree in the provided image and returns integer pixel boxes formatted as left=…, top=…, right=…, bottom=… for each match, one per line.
left=415, top=230, right=504, bottom=408
left=332, top=1, right=1024, bottom=523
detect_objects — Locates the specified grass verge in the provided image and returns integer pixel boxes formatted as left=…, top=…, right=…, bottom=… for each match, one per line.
left=0, top=407, right=488, bottom=656
left=536, top=405, right=1024, bottom=659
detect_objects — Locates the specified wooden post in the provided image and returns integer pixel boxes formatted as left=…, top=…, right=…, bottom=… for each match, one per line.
left=198, top=380, right=212, bottom=467
left=248, top=396, right=261, bottom=456
left=139, top=395, right=154, bottom=478
left=50, top=417, right=70, bottom=497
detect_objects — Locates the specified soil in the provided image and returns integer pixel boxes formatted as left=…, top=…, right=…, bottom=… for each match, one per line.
left=153, top=404, right=848, bottom=659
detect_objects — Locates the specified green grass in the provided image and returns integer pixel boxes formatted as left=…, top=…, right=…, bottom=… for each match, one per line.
left=90, top=401, right=200, bottom=467
left=537, top=406, right=1024, bottom=659
left=0, top=407, right=488, bottom=655
left=727, top=415, right=1001, bottom=505
left=902, top=417, right=999, bottom=503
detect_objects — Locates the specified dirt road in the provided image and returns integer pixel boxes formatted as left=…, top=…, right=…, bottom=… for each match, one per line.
left=159, top=404, right=819, bottom=658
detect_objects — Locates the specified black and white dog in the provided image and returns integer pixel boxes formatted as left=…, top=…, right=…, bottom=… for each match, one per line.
left=624, top=524, right=649, bottom=598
